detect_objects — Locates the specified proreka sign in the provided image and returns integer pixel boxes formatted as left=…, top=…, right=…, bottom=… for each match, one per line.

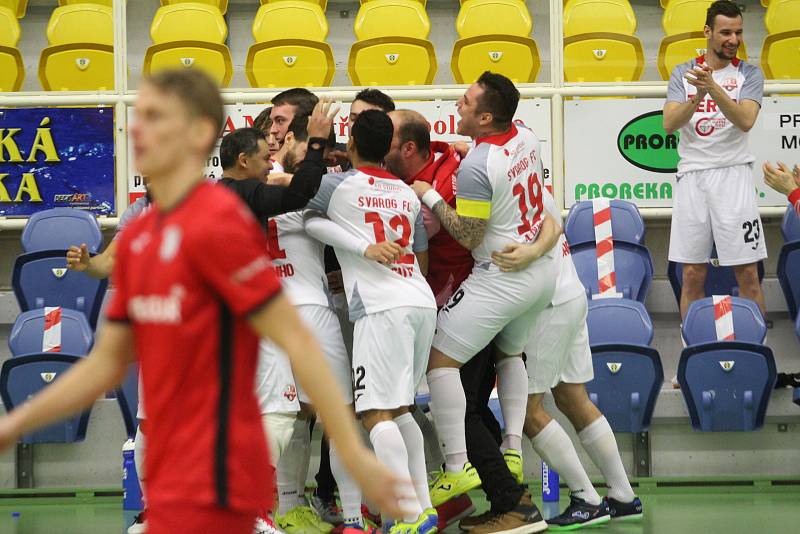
left=616, top=110, right=680, bottom=174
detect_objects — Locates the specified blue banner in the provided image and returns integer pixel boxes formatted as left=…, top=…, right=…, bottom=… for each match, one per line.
left=0, top=107, right=115, bottom=216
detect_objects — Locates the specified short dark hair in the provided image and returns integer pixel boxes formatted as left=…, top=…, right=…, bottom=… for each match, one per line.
left=220, top=127, right=265, bottom=170
left=351, top=110, right=393, bottom=163
left=475, top=71, right=519, bottom=127
left=354, top=88, right=396, bottom=112
left=395, top=110, right=431, bottom=156
left=253, top=106, right=272, bottom=133
left=271, top=88, right=318, bottom=118
left=705, top=0, right=742, bottom=28
left=287, top=114, right=309, bottom=143
left=145, top=69, right=224, bottom=149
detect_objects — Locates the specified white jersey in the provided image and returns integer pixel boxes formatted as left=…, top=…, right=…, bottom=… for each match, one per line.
left=267, top=211, right=330, bottom=307
left=542, top=190, right=584, bottom=306
left=456, top=124, right=547, bottom=266
left=666, top=56, right=763, bottom=176
left=305, top=166, right=436, bottom=320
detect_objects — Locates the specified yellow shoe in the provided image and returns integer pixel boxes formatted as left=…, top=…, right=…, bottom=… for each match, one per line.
left=503, top=449, right=524, bottom=485
left=429, top=462, right=482, bottom=507
left=277, top=505, right=334, bottom=534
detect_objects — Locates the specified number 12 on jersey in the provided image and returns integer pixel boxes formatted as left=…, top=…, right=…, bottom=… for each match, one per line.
left=365, top=211, right=416, bottom=277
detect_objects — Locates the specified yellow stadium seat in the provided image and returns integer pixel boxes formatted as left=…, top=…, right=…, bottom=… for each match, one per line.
left=161, top=0, right=228, bottom=15
left=151, top=3, right=227, bottom=44
left=0, top=5, right=22, bottom=91
left=563, top=32, right=644, bottom=82
left=354, top=0, right=430, bottom=40
left=260, top=0, right=327, bottom=11
left=451, top=35, right=539, bottom=83
left=0, top=4, right=20, bottom=45
left=564, top=0, right=636, bottom=37
left=761, top=30, right=800, bottom=79
left=247, top=39, right=334, bottom=87
left=662, top=0, right=712, bottom=36
left=39, top=3, right=114, bottom=90
left=252, top=1, right=328, bottom=42
left=764, top=0, right=800, bottom=35
left=657, top=32, right=747, bottom=80
left=456, top=0, right=531, bottom=39
left=349, top=36, right=436, bottom=85
left=144, top=41, right=233, bottom=86
left=59, top=0, right=112, bottom=6
left=761, top=0, right=770, bottom=6
left=0, top=0, right=26, bottom=18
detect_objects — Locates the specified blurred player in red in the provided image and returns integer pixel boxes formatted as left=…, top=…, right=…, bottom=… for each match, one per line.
left=0, top=69, right=413, bottom=534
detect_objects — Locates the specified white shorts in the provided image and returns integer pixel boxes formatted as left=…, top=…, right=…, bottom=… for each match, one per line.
left=525, top=296, right=593, bottom=394
left=256, top=304, right=353, bottom=414
left=352, top=306, right=436, bottom=413
left=669, top=164, right=767, bottom=266
left=433, top=253, right=558, bottom=363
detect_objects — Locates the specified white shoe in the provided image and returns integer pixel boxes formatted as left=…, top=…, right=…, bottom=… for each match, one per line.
left=255, top=515, right=285, bottom=534
left=127, top=511, right=147, bottom=534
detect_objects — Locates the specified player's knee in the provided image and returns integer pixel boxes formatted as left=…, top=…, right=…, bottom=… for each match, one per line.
left=733, top=264, right=760, bottom=290
left=682, top=263, right=708, bottom=292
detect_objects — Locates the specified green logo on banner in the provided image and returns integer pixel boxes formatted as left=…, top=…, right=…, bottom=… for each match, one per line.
left=617, top=110, right=680, bottom=173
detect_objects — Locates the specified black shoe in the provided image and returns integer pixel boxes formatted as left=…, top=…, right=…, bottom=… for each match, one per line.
left=546, top=494, right=611, bottom=531
left=604, top=496, right=643, bottom=521
left=775, top=372, right=800, bottom=389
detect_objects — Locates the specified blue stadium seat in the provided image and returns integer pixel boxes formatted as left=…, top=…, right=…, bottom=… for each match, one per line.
left=21, top=207, right=103, bottom=254
left=782, top=203, right=800, bottom=243
left=777, top=241, right=800, bottom=320
left=586, top=344, right=663, bottom=432
left=667, top=256, right=766, bottom=307
left=569, top=241, right=653, bottom=303
left=564, top=200, right=646, bottom=247
left=9, top=308, right=94, bottom=356
left=586, top=299, right=653, bottom=345
left=794, top=386, right=800, bottom=407
left=0, top=354, right=91, bottom=443
left=120, top=362, right=139, bottom=438
left=677, top=342, right=776, bottom=431
left=681, top=297, right=767, bottom=346
left=12, top=250, right=108, bottom=328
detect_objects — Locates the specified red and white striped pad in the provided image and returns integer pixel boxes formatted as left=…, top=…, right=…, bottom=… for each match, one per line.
left=592, top=198, right=622, bottom=299
left=42, top=306, right=62, bottom=353
left=712, top=295, right=735, bottom=341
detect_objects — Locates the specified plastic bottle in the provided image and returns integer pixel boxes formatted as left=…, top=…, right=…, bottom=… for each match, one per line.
left=541, top=461, right=560, bottom=520
left=122, top=439, right=143, bottom=511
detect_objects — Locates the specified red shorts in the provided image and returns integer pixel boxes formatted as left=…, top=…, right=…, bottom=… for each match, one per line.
left=146, top=503, right=257, bottom=534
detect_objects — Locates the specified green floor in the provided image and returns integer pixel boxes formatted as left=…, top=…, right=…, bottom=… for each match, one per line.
left=0, top=487, right=797, bottom=534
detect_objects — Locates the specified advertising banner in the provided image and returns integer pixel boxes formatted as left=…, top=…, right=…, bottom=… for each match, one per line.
left=565, top=98, right=795, bottom=208
left=0, top=107, right=115, bottom=216
left=127, top=99, right=552, bottom=203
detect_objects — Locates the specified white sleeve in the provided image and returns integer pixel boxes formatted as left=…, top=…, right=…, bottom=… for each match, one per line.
left=303, top=210, right=370, bottom=256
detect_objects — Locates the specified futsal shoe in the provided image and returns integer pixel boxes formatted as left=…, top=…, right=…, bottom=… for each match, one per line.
left=604, top=496, right=643, bottom=521
left=362, top=504, right=382, bottom=526
left=277, top=505, right=335, bottom=534
left=459, top=509, right=497, bottom=532
left=429, top=462, right=482, bottom=506
left=127, top=511, right=146, bottom=534
left=546, top=494, right=611, bottom=531
left=340, top=518, right=380, bottom=534
left=470, top=490, right=547, bottom=534
left=503, top=449, right=524, bottom=485
left=435, top=493, right=475, bottom=530
left=311, top=493, right=344, bottom=525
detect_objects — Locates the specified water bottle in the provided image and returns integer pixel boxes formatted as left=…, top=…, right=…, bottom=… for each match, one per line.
left=122, top=439, right=143, bottom=511
left=541, top=461, right=560, bottom=520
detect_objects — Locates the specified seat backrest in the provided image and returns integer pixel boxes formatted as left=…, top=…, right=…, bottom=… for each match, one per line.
left=252, top=1, right=328, bottom=42
left=565, top=199, right=645, bottom=246
left=678, top=342, right=776, bottom=431
left=22, top=208, right=102, bottom=254
left=563, top=32, right=644, bottom=82
left=667, top=257, right=766, bottom=307
left=47, top=4, right=113, bottom=46
left=456, top=0, right=532, bottom=39
left=782, top=202, right=800, bottom=243
left=586, top=299, right=653, bottom=345
left=354, top=0, right=430, bottom=40
left=764, top=0, right=800, bottom=34
left=564, top=0, right=636, bottom=37
left=151, top=3, right=227, bottom=44
left=9, top=307, right=94, bottom=356
left=778, top=242, right=800, bottom=320
left=160, top=0, right=229, bottom=15
left=0, top=0, right=28, bottom=18
left=0, top=354, right=91, bottom=443
left=682, top=296, right=767, bottom=346
left=661, top=0, right=712, bottom=36
left=570, top=241, right=653, bottom=303
left=119, top=363, right=140, bottom=438
left=761, top=31, right=800, bottom=80
left=12, top=251, right=109, bottom=328
left=586, top=344, right=663, bottom=432
left=0, top=5, right=20, bottom=47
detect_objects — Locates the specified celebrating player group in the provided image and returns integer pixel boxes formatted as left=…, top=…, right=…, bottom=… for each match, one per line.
left=0, top=69, right=643, bottom=534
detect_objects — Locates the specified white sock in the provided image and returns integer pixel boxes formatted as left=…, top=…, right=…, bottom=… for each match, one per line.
left=427, top=368, right=468, bottom=471
left=297, top=419, right=312, bottom=500
left=395, top=413, right=433, bottom=511
left=531, top=420, right=601, bottom=505
left=495, top=357, right=527, bottom=452
left=330, top=443, right=363, bottom=526
left=370, top=421, right=422, bottom=522
left=277, top=418, right=308, bottom=515
left=578, top=417, right=635, bottom=503
left=134, top=424, right=146, bottom=505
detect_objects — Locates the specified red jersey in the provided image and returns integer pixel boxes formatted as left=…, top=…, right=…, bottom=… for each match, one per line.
left=790, top=188, right=800, bottom=217
left=410, top=141, right=474, bottom=305
left=107, top=182, right=281, bottom=512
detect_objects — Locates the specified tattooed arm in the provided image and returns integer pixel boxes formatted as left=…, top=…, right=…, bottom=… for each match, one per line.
left=411, top=181, right=487, bottom=250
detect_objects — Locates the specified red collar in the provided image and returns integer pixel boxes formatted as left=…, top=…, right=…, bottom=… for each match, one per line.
left=358, top=165, right=402, bottom=181
left=475, top=124, right=517, bottom=147
left=696, top=54, right=740, bottom=67
left=410, top=141, right=459, bottom=184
